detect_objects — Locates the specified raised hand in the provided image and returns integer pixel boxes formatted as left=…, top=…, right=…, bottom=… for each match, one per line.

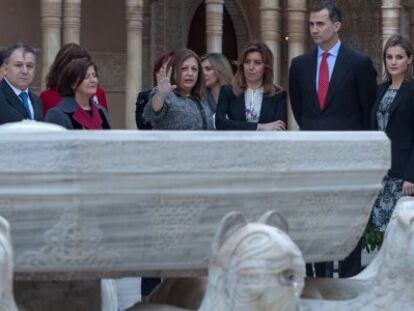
left=156, top=59, right=177, bottom=96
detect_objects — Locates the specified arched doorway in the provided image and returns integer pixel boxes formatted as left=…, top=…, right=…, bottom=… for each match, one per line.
left=187, top=3, right=238, bottom=64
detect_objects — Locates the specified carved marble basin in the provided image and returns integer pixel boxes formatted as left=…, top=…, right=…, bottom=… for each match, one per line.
left=0, top=130, right=389, bottom=279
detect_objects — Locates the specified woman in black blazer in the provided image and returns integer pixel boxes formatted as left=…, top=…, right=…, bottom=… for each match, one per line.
left=215, top=42, right=287, bottom=130
left=371, top=35, right=414, bottom=231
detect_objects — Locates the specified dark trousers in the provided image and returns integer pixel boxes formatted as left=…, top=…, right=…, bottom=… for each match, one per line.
left=338, top=240, right=362, bottom=278
left=306, top=240, right=362, bottom=278
left=306, top=261, right=334, bottom=277
left=141, top=278, right=161, bottom=297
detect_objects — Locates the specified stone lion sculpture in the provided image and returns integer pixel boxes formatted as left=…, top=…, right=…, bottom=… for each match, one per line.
left=301, top=196, right=414, bottom=311
left=0, top=216, right=18, bottom=311
left=131, top=211, right=306, bottom=311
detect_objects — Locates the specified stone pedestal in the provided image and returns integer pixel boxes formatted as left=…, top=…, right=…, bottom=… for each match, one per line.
left=15, top=280, right=101, bottom=311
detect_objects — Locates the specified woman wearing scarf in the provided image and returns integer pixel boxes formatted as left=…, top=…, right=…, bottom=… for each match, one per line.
left=45, top=58, right=110, bottom=130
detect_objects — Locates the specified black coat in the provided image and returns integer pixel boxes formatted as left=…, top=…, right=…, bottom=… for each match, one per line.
left=215, top=84, right=287, bottom=130
left=0, top=79, right=43, bottom=125
left=289, top=44, right=377, bottom=130
left=135, top=89, right=152, bottom=130
left=372, top=81, right=414, bottom=183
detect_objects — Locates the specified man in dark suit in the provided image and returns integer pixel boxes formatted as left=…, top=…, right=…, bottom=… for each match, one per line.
left=289, top=2, right=377, bottom=278
left=0, top=43, right=43, bottom=125
left=0, top=49, right=6, bottom=81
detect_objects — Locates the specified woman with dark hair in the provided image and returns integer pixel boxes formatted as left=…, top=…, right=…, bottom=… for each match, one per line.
left=45, top=58, right=110, bottom=129
left=370, top=34, right=414, bottom=232
left=135, top=51, right=174, bottom=129
left=40, top=43, right=108, bottom=115
left=143, top=48, right=214, bottom=130
left=215, top=42, right=287, bottom=130
left=201, top=53, right=233, bottom=111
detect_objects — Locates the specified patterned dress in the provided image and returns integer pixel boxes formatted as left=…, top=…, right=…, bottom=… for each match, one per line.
left=371, top=88, right=403, bottom=231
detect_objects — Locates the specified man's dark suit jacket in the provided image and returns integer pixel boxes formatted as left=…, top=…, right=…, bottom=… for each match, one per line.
left=215, top=84, right=287, bottom=130
left=289, top=44, right=377, bottom=130
left=372, top=81, right=414, bottom=183
left=0, top=79, right=43, bottom=125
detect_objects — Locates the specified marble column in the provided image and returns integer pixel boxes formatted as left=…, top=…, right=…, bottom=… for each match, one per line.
left=382, top=0, right=401, bottom=46
left=285, top=0, right=307, bottom=130
left=125, top=0, right=144, bottom=129
left=40, top=0, right=62, bottom=90
left=63, top=0, right=82, bottom=44
left=205, top=0, right=224, bottom=53
left=260, top=0, right=282, bottom=85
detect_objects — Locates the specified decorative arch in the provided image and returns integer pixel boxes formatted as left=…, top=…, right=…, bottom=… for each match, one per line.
left=225, top=0, right=252, bottom=54
left=187, top=2, right=238, bottom=62
left=150, top=0, right=252, bottom=64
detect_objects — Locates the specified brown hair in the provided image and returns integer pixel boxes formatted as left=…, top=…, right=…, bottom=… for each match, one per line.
left=310, top=1, right=342, bottom=23
left=152, top=51, right=174, bottom=86
left=200, top=53, right=233, bottom=87
left=170, top=48, right=206, bottom=101
left=46, top=43, right=91, bottom=89
left=383, top=34, right=414, bottom=82
left=231, top=41, right=280, bottom=96
left=57, top=58, right=97, bottom=97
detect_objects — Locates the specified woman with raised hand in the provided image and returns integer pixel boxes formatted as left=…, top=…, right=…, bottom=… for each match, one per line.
left=135, top=51, right=174, bottom=130
left=201, top=53, right=233, bottom=111
left=370, top=34, right=414, bottom=232
left=215, top=42, right=287, bottom=131
left=45, top=58, right=110, bottom=130
left=143, top=48, right=214, bottom=130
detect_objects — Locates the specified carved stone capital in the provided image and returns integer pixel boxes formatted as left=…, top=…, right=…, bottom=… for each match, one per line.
left=205, top=0, right=224, bottom=53
left=63, top=0, right=81, bottom=29
left=126, top=0, right=144, bottom=32
left=40, top=0, right=62, bottom=28
left=259, top=0, right=282, bottom=41
left=382, top=0, right=402, bottom=43
left=285, top=3, right=308, bottom=43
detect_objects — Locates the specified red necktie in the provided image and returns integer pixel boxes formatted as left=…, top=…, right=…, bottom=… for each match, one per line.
left=318, top=52, right=329, bottom=110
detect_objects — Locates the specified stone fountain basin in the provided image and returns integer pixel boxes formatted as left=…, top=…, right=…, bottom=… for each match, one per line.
left=0, top=131, right=389, bottom=279
left=302, top=278, right=368, bottom=300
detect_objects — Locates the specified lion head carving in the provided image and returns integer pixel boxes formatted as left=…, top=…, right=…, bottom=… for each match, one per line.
left=199, top=211, right=306, bottom=311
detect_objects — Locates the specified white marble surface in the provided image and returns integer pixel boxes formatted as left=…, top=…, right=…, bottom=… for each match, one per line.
left=0, top=130, right=389, bottom=279
left=301, top=197, right=414, bottom=311
left=0, top=216, right=18, bottom=311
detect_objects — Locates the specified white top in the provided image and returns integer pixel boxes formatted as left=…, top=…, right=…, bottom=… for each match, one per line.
left=244, top=87, right=264, bottom=123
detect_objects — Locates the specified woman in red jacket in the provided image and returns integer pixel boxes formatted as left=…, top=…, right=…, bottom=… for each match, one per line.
left=40, top=43, right=107, bottom=116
